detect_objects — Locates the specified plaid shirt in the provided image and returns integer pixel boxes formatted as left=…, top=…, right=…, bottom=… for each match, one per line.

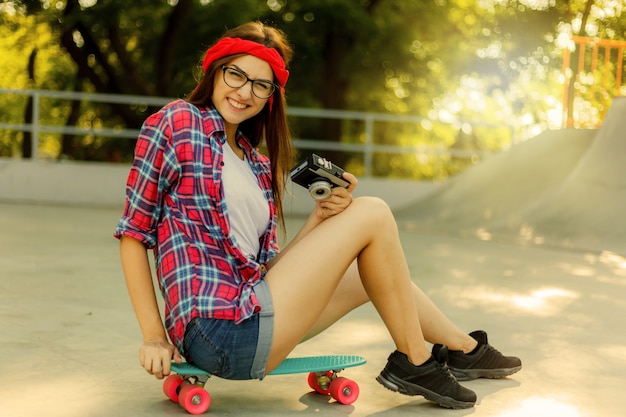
left=114, top=99, right=279, bottom=355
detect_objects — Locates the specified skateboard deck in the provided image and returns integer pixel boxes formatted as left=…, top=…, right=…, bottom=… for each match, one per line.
left=163, top=355, right=367, bottom=414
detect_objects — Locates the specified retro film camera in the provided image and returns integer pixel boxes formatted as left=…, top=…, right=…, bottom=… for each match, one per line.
left=290, top=154, right=350, bottom=200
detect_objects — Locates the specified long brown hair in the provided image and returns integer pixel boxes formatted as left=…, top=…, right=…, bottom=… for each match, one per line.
left=187, top=21, right=294, bottom=228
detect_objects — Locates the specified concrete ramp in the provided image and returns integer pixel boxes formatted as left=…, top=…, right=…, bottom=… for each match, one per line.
left=513, top=97, right=626, bottom=252
left=397, top=97, right=626, bottom=254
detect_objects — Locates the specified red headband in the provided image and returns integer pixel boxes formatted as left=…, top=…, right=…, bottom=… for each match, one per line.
left=202, top=37, right=289, bottom=88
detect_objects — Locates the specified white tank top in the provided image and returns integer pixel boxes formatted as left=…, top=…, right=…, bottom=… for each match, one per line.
left=221, top=143, right=270, bottom=260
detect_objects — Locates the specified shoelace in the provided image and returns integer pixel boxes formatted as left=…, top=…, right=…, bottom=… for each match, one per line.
left=483, top=343, right=505, bottom=357
left=436, top=362, right=459, bottom=385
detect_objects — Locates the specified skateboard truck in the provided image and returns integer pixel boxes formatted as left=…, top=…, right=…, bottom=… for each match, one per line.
left=163, top=355, right=366, bottom=414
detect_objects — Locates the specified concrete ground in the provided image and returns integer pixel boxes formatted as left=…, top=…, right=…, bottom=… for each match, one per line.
left=1, top=98, right=625, bottom=416
left=1, top=204, right=624, bottom=417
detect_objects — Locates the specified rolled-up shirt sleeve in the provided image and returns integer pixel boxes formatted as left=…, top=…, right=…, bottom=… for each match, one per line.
left=114, top=110, right=177, bottom=248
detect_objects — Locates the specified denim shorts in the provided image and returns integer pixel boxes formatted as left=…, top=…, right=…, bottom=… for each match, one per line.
left=183, top=279, right=274, bottom=380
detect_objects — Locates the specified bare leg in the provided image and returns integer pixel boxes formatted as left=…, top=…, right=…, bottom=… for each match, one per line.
left=411, top=286, right=477, bottom=352
left=301, top=262, right=368, bottom=342
left=264, top=197, right=431, bottom=372
left=302, top=261, right=477, bottom=353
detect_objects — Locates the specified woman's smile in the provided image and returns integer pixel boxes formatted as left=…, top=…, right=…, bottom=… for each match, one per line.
left=227, top=97, right=248, bottom=110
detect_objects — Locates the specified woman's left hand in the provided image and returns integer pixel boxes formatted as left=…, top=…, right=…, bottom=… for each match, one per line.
left=315, top=172, right=358, bottom=220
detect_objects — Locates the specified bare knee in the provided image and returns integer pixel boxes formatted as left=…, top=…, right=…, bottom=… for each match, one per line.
left=352, top=196, right=391, bottom=213
left=350, top=196, right=395, bottom=228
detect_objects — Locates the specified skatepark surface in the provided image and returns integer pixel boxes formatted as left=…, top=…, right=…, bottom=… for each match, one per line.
left=1, top=98, right=625, bottom=417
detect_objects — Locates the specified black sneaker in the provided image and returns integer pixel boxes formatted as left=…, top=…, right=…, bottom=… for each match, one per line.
left=433, top=330, right=522, bottom=381
left=376, top=347, right=476, bottom=409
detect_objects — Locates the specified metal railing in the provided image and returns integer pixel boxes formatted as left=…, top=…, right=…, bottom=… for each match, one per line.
left=0, top=88, right=515, bottom=177
left=562, top=36, right=626, bottom=128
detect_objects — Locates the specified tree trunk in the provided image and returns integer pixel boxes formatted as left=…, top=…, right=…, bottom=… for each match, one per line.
left=22, top=48, right=37, bottom=159
left=320, top=31, right=349, bottom=166
left=61, top=76, right=84, bottom=159
left=156, top=0, right=194, bottom=96
left=566, top=0, right=594, bottom=127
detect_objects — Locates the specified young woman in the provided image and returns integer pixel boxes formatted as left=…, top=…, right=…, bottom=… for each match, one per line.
left=115, top=21, right=521, bottom=410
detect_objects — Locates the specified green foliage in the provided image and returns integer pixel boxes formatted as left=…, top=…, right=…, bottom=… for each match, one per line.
left=0, top=0, right=625, bottom=179
left=0, top=9, right=76, bottom=156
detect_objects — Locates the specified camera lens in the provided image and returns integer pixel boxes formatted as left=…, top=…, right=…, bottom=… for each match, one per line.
left=308, top=180, right=332, bottom=200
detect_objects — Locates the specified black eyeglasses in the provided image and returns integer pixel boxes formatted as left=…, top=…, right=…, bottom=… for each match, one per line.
left=220, top=65, right=278, bottom=99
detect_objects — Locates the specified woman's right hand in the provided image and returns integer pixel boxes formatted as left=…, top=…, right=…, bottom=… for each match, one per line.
left=139, top=338, right=183, bottom=379
left=313, top=171, right=358, bottom=221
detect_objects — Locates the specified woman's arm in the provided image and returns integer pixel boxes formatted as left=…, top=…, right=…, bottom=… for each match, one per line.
left=119, top=236, right=182, bottom=379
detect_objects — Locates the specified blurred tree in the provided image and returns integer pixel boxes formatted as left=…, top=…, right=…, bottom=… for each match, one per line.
left=0, top=6, right=76, bottom=158
left=1, top=0, right=624, bottom=174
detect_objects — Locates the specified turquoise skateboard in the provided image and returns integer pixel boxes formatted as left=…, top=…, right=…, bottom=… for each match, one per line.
left=162, top=355, right=367, bottom=414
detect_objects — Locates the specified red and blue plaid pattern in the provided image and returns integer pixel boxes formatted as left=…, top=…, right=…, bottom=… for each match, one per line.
left=114, top=100, right=279, bottom=355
